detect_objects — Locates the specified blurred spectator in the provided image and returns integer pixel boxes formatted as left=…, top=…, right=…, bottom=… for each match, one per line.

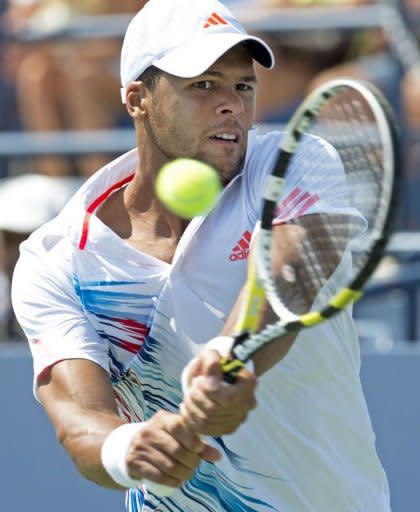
left=0, top=173, right=81, bottom=340
left=401, top=68, right=420, bottom=130
left=254, top=30, right=353, bottom=123
left=251, top=0, right=379, bottom=123
left=304, top=0, right=420, bottom=229
left=261, top=0, right=368, bottom=5
left=1, top=0, right=146, bottom=178
left=259, top=0, right=372, bottom=9
left=251, top=1, right=403, bottom=123
left=0, top=0, right=17, bottom=177
left=398, top=0, right=420, bottom=229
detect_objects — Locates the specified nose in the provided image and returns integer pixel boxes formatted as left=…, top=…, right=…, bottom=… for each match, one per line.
left=216, top=87, right=244, bottom=117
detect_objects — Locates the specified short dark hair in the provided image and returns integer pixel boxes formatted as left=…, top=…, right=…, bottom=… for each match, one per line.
left=136, top=66, right=163, bottom=90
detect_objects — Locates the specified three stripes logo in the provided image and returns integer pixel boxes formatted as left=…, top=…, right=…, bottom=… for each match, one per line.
left=229, top=230, right=251, bottom=261
left=274, top=187, right=320, bottom=223
left=203, top=12, right=229, bottom=29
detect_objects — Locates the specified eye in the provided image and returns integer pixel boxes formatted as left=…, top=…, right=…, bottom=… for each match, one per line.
left=236, top=83, right=254, bottom=92
left=194, top=80, right=213, bottom=89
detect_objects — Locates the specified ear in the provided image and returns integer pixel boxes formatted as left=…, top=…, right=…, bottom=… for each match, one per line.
left=125, top=81, right=149, bottom=119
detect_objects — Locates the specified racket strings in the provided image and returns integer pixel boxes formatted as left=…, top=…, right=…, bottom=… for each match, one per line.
left=318, top=93, right=385, bottom=221
left=280, top=216, right=349, bottom=314
left=275, top=89, right=388, bottom=313
left=329, top=96, right=386, bottom=251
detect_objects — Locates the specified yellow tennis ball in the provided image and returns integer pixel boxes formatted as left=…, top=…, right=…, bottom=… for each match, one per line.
left=156, top=158, right=222, bottom=219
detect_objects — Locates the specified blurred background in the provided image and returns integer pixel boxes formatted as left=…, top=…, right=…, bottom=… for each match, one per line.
left=0, top=1, right=419, bottom=511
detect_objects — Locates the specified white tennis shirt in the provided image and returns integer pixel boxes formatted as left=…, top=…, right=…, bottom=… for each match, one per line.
left=12, top=129, right=391, bottom=511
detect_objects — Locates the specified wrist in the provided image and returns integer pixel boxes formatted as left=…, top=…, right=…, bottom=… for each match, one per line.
left=101, top=423, right=145, bottom=489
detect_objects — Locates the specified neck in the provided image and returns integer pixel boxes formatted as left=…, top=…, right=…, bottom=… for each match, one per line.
left=124, top=158, right=190, bottom=239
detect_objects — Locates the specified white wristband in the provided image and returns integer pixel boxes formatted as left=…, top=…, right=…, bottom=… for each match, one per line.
left=101, top=423, right=145, bottom=488
left=181, top=335, right=255, bottom=393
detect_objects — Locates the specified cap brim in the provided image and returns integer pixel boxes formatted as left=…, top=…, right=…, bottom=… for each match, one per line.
left=153, top=32, right=274, bottom=78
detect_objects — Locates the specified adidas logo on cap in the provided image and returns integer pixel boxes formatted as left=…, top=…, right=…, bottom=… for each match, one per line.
left=203, top=12, right=229, bottom=29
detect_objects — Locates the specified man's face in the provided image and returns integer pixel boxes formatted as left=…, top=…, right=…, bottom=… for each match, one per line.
left=144, top=44, right=257, bottom=182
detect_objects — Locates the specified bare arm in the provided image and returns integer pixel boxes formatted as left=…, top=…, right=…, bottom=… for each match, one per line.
left=37, top=358, right=220, bottom=489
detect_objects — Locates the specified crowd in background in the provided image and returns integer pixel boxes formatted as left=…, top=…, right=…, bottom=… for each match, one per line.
left=0, top=0, right=419, bottom=340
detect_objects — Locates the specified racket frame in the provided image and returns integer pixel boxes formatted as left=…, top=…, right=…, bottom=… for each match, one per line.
left=227, top=79, right=400, bottom=366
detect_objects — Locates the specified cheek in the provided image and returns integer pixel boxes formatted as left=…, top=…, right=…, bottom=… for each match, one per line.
left=153, top=98, right=196, bottom=132
left=165, top=103, right=204, bottom=142
left=245, top=96, right=256, bottom=124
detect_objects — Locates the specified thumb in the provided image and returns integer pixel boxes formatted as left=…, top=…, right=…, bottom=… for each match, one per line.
left=181, top=356, right=201, bottom=393
left=181, top=350, right=223, bottom=393
left=196, top=350, right=223, bottom=392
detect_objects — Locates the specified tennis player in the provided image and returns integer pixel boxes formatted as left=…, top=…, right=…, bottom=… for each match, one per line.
left=12, top=0, right=391, bottom=510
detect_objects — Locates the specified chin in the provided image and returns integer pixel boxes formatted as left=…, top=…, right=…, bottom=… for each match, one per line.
left=208, top=155, right=245, bottom=182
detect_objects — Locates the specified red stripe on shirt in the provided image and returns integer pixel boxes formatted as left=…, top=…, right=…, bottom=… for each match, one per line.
left=78, top=174, right=135, bottom=250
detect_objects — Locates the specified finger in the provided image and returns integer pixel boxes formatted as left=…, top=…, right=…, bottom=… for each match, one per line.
left=127, top=435, right=197, bottom=484
left=184, top=378, right=220, bottom=409
left=163, top=413, right=206, bottom=455
left=144, top=417, right=222, bottom=473
left=198, top=349, right=224, bottom=379
left=127, top=414, right=205, bottom=473
left=182, top=350, right=225, bottom=394
left=188, top=373, right=257, bottom=409
left=180, top=401, right=245, bottom=436
left=180, top=395, right=240, bottom=426
left=213, top=372, right=258, bottom=407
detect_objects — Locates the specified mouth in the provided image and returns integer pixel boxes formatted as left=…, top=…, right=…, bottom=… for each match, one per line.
left=208, top=130, right=240, bottom=144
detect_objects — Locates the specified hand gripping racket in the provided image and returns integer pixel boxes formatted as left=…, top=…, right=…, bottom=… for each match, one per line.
left=146, top=78, right=400, bottom=497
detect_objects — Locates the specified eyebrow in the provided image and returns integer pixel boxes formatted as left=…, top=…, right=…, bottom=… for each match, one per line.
left=202, top=70, right=258, bottom=83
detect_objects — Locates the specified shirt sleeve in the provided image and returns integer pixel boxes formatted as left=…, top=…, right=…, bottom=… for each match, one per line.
left=244, top=130, right=367, bottom=247
left=273, top=134, right=366, bottom=227
left=11, top=228, right=109, bottom=392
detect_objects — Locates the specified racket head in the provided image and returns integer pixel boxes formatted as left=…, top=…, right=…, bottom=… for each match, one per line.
left=229, top=78, right=400, bottom=365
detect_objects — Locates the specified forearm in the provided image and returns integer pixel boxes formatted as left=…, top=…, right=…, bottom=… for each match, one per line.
left=37, top=359, right=126, bottom=489
left=38, top=358, right=219, bottom=492
left=56, top=405, right=126, bottom=489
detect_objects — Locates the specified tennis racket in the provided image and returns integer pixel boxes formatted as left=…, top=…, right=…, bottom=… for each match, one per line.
left=146, top=78, right=400, bottom=497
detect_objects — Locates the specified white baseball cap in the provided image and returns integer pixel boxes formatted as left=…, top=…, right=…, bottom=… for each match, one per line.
left=120, top=0, right=275, bottom=103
